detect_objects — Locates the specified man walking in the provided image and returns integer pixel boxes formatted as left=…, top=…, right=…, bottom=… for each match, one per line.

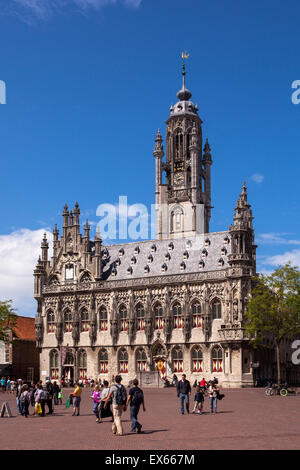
left=45, top=380, right=54, bottom=414
left=176, top=374, right=191, bottom=415
left=126, top=378, right=145, bottom=434
left=104, top=375, right=127, bottom=436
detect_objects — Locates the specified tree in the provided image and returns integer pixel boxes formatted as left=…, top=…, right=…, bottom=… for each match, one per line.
left=0, top=300, right=17, bottom=343
left=244, top=263, right=300, bottom=384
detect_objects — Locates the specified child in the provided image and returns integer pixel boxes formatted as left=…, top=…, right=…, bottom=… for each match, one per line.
left=192, top=385, right=204, bottom=414
left=58, top=388, right=63, bottom=405
left=90, top=385, right=101, bottom=422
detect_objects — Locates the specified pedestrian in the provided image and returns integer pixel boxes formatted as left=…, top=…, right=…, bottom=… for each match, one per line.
left=98, top=380, right=113, bottom=423
left=172, top=374, right=178, bottom=386
left=6, top=377, right=11, bottom=393
left=34, top=384, right=47, bottom=417
left=208, top=381, right=219, bottom=413
left=53, top=381, right=60, bottom=406
left=200, top=377, right=207, bottom=389
left=126, top=378, right=145, bottom=434
left=1, top=377, right=6, bottom=392
left=192, top=386, right=204, bottom=414
left=16, top=379, right=23, bottom=415
left=71, top=382, right=82, bottom=416
left=90, top=385, right=101, bottom=422
left=45, top=380, right=54, bottom=414
left=104, top=375, right=127, bottom=436
left=20, top=384, right=31, bottom=418
left=176, top=374, right=191, bottom=415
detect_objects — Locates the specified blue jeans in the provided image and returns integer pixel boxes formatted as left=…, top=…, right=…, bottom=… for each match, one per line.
left=179, top=393, right=189, bottom=413
left=93, top=402, right=99, bottom=419
left=17, top=398, right=22, bottom=415
left=210, top=397, right=217, bottom=412
left=130, top=405, right=141, bottom=431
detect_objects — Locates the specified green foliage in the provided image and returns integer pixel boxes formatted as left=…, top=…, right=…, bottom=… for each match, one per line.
left=0, top=300, right=17, bottom=343
left=244, top=263, right=300, bottom=347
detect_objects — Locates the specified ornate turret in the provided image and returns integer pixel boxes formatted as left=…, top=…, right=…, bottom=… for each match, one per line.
left=228, top=182, right=256, bottom=273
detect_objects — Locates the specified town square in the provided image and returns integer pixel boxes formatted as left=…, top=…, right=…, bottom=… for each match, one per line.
left=0, top=0, right=300, bottom=456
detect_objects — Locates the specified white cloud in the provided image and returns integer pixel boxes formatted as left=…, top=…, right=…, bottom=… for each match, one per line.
left=9, top=0, right=141, bottom=21
left=250, top=173, right=264, bottom=184
left=257, top=232, right=300, bottom=245
left=262, top=249, right=300, bottom=269
left=0, top=228, right=52, bottom=317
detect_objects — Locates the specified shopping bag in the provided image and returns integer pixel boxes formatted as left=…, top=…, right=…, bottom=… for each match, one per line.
left=65, top=396, right=71, bottom=408
left=35, top=403, right=42, bottom=415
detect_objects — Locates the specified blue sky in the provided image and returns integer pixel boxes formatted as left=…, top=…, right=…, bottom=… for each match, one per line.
left=0, top=0, right=299, bottom=316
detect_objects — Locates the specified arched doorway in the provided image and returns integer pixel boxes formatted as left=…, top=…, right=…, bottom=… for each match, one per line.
left=151, top=342, right=167, bottom=380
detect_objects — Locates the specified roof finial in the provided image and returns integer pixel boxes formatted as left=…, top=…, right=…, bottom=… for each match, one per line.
left=177, top=51, right=192, bottom=101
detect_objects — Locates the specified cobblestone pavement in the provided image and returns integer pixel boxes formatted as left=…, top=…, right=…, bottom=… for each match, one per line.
left=0, top=387, right=299, bottom=450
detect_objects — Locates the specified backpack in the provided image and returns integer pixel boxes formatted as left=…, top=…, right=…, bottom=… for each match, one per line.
left=115, top=384, right=127, bottom=405
left=20, top=391, right=30, bottom=405
left=40, top=390, right=49, bottom=401
left=131, top=388, right=144, bottom=406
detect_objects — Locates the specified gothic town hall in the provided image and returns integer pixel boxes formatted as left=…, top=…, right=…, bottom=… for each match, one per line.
left=34, top=63, right=259, bottom=388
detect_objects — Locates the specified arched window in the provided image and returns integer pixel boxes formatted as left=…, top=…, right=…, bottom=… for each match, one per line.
left=119, top=348, right=128, bottom=373
left=78, top=350, right=87, bottom=379
left=212, top=300, right=222, bottom=319
left=154, top=303, right=164, bottom=330
left=99, top=307, right=108, bottom=331
left=119, top=305, right=128, bottom=332
left=192, top=301, right=201, bottom=328
left=99, top=349, right=108, bottom=374
left=212, top=347, right=223, bottom=373
left=64, top=351, right=74, bottom=365
left=136, top=304, right=145, bottom=331
left=172, top=347, right=183, bottom=373
left=64, top=310, right=72, bottom=332
left=50, top=350, right=59, bottom=379
left=136, top=349, right=147, bottom=372
left=47, top=310, right=56, bottom=333
left=187, top=166, right=191, bottom=187
left=173, top=302, right=182, bottom=329
left=80, top=309, right=89, bottom=332
left=192, top=347, right=203, bottom=373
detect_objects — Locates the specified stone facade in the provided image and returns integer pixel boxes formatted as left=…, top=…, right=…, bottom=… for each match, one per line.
left=34, top=64, right=264, bottom=388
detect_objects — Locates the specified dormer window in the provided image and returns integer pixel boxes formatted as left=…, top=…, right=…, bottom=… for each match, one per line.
left=218, top=258, right=224, bottom=267
left=183, top=251, right=189, bottom=260
left=161, top=263, right=167, bottom=273
left=102, top=249, right=109, bottom=259
left=131, top=256, right=136, bottom=265
left=168, top=242, right=174, bottom=251
left=144, top=265, right=150, bottom=274
left=180, top=262, right=186, bottom=270
left=165, top=253, right=171, bottom=262
left=147, top=254, right=153, bottom=264
left=221, top=247, right=227, bottom=256
left=65, top=263, right=74, bottom=281
left=118, top=248, right=124, bottom=257
left=199, top=261, right=205, bottom=269
left=127, top=266, right=133, bottom=275
left=224, top=237, right=230, bottom=245
left=134, top=246, right=140, bottom=255
left=151, top=244, right=157, bottom=253
left=111, top=268, right=117, bottom=277
left=205, top=238, right=211, bottom=247
left=186, top=240, right=192, bottom=250
left=202, top=249, right=208, bottom=258
left=115, top=257, right=121, bottom=266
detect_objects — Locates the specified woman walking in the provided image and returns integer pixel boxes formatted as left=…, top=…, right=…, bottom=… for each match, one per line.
left=98, top=380, right=113, bottom=423
left=20, top=384, right=31, bottom=418
left=71, top=382, right=82, bottom=416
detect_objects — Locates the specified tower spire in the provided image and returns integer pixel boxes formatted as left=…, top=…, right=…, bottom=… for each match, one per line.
left=176, top=51, right=192, bottom=101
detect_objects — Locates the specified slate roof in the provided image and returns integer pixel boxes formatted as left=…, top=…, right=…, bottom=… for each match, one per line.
left=101, top=232, right=231, bottom=281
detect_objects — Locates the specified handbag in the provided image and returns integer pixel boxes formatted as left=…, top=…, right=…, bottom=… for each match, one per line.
left=35, top=403, right=42, bottom=415
left=65, top=396, right=71, bottom=408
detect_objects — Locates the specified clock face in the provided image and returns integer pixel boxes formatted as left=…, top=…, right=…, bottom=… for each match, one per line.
left=174, top=171, right=184, bottom=186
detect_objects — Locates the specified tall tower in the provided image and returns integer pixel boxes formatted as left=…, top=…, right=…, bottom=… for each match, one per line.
left=154, top=54, right=212, bottom=240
